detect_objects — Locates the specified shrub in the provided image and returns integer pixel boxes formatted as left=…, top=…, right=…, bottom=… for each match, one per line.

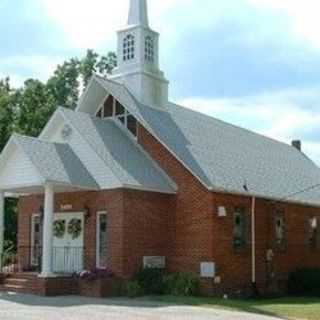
left=135, top=268, right=166, bottom=295
left=164, top=272, right=200, bottom=296
left=288, top=268, right=320, bottom=296
left=126, top=280, right=143, bottom=298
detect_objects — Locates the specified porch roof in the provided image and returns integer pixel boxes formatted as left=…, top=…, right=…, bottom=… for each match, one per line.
left=0, top=134, right=99, bottom=193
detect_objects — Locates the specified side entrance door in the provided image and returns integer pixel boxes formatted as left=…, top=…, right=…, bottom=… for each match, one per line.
left=53, top=212, right=84, bottom=273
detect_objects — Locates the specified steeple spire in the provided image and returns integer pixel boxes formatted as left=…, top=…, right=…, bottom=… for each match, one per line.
left=128, top=0, right=149, bottom=27
left=111, top=0, right=169, bottom=109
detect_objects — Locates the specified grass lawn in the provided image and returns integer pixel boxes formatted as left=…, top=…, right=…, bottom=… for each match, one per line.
left=140, top=295, right=320, bottom=320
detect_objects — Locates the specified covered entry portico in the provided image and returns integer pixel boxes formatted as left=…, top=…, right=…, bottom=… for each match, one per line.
left=0, top=134, right=99, bottom=277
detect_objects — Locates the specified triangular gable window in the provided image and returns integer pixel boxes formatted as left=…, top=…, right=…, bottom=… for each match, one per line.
left=96, top=95, right=138, bottom=137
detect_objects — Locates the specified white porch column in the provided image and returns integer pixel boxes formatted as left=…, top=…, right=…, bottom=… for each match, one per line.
left=0, top=191, right=4, bottom=269
left=39, top=184, right=55, bottom=278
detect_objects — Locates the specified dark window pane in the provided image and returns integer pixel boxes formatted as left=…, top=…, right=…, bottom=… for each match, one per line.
left=233, top=207, right=246, bottom=249
left=100, top=222, right=107, bottom=232
left=96, top=108, right=102, bottom=118
left=103, top=95, right=114, bottom=117
left=127, top=115, right=137, bottom=136
left=118, top=116, right=125, bottom=124
left=115, top=100, right=125, bottom=116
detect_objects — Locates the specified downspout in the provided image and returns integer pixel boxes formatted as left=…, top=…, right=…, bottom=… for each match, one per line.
left=251, top=196, right=258, bottom=295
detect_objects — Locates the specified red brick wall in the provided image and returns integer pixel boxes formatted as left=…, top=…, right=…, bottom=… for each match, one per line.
left=17, top=188, right=173, bottom=279
left=122, top=189, right=175, bottom=277
left=138, top=124, right=320, bottom=295
left=138, top=126, right=215, bottom=278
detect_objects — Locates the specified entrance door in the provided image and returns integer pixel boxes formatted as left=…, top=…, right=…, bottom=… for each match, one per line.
left=53, top=213, right=84, bottom=273
left=96, top=212, right=108, bottom=268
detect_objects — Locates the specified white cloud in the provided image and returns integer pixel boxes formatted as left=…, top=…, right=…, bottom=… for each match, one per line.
left=39, top=0, right=184, bottom=49
left=249, top=0, right=320, bottom=48
left=0, top=55, right=63, bottom=86
left=179, top=87, right=320, bottom=164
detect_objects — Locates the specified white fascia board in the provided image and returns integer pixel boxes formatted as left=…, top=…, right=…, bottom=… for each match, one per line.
left=45, top=180, right=100, bottom=191
left=121, top=183, right=176, bottom=195
left=76, top=76, right=110, bottom=114
left=75, top=76, right=97, bottom=112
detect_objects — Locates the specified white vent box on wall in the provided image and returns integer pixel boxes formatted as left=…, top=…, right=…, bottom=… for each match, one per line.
left=200, top=262, right=216, bottom=278
left=143, top=256, right=166, bottom=269
left=217, top=206, right=227, bottom=217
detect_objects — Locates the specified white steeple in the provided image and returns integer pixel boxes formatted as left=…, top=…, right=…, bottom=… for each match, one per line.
left=128, top=0, right=149, bottom=27
left=110, top=0, right=169, bottom=109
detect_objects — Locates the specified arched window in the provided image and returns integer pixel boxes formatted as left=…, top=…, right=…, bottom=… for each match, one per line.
left=145, top=36, right=154, bottom=62
left=123, top=34, right=135, bottom=61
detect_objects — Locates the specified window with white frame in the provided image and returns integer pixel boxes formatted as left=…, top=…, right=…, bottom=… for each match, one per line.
left=123, top=34, right=135, bottom=61
left=145, top=35, right=154, bottom=62
left=95, top=95, right=138, bottom=137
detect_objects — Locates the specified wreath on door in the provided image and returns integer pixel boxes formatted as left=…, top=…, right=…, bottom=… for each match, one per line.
left=68, top=218, right=82, bottom=239
left=53, top=220, right=66, bottom=238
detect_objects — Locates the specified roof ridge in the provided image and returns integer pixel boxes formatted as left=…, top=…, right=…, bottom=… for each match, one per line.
left=14, top=132, right=69, bottom=148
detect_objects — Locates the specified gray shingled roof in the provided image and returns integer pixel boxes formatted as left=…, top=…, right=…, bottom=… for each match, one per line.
left=13, top=134, right=98, bottom=189
left=97, top=77, right=320, bottom=206
left=60, top=108, right=176, bottom=194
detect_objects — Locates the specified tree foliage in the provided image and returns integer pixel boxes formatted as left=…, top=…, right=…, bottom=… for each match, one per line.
left=0, top=50, right=117, bottom=248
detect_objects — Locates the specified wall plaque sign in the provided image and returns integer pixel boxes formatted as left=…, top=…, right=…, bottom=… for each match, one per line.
left=200, top=262, right=216, bottom=278
left=60, top=204, right=73, bottom=211
left=143, top=256, right=166, bottom=269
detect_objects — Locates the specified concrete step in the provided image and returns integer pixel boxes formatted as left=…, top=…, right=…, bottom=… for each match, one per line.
left=5, top=278, right=28, bottom=284
left=0, top=273, right=42, bottom=295
left=6, top=273, right=38, bottom=280
left=0, top=284, right=38, bottom=295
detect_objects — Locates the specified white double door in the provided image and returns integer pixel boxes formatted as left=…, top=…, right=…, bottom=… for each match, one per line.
left=53, top=213, right=84, bottom=273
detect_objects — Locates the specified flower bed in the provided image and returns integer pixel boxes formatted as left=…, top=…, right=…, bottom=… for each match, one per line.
left=76, top=268, right=120, bottom=298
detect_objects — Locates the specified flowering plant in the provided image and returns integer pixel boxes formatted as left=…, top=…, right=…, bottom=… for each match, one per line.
left=76, top=267, right=114, bottom=281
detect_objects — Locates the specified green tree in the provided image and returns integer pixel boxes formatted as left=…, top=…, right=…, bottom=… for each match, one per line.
left=80, top=50, right=99, bottom=87
left=15, top=79, right=56, bottom=137
left=0, top=78, right=15, bottom=150
left=80, top=50, right=117, bottom=87
left=0, top=78, right=18, bottom=250
left=97, top=51, right=117, bottom=77
left=47, top=58, right=80, bottom=109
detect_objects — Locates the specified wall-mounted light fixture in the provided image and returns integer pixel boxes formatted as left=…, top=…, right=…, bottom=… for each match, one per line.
left=217, top=206, right=227, bottom=217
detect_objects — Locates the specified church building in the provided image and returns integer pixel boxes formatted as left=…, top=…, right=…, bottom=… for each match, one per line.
left=0, top=0, right=320, bottom=296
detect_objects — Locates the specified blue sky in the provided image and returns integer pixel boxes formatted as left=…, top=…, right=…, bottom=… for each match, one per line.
left=1, top=0, right=320, bottom=163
